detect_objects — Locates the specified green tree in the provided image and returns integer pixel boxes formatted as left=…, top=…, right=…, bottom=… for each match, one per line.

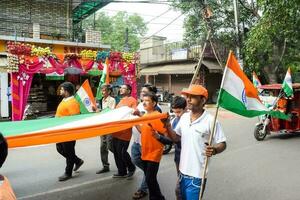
left=244, top=0, right=300, bottom=83
left=172, top=0, right=300, bottom=83
left=172, top=0, right=258, bottom=64
left=83, top=11, right=147, bottom=52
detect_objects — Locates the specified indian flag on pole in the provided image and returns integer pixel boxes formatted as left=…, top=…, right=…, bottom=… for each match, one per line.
left=75, top=80, right=96, bottom=114
left=282, top=67, right=293, bottom=97
left=252, top=71, right=262, bottom=93
left=96, top=58, right=110, bottom=100
left=218, top=51, right=288, bottom=119
left=252, top=71, right=261, bottom=87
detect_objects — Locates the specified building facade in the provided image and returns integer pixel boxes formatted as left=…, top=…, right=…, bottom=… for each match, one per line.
left=0, top=0, right=110, bottom=118
left=139, top=36, right=225, bottom=103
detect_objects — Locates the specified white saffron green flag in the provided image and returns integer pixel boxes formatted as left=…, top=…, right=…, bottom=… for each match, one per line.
left=96, top=58, right=110, bottom=100
left=282, top=67, right=293, bottom=97
left=0, top=107, right=167, bottom=148
left=218, top=51, right=289, bottom=120
left=75, top=80, right=96, bottom=113
left=252, top=71, right=262, bottom=93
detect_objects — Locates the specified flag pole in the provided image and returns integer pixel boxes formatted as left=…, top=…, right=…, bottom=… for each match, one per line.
left=199, top=106, right=219, bottom=200
left=190, top=29, right=211, bottom=85
left=199, top=51, right=232, bottom=200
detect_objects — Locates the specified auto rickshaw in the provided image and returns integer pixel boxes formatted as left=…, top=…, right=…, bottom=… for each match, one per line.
left=254, top=83, right=300, bottom=141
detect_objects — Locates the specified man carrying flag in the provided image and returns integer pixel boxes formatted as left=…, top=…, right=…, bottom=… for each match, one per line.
left=165, top=84, right=227, bottom=200
left=56, top=82, right=84, bottom=181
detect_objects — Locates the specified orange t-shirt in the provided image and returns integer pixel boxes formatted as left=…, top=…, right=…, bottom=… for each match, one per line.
left=112, top=96, right=137, bottom=141
left=0, top=176, right=16, bottom=200
left=141, top=111, right=167, bottom=163
left=55, top=96, right=80, bottom=117
left=277, top=98, right=288, bottom=112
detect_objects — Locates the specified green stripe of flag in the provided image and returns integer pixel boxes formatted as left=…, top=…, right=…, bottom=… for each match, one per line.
left=74, top=94, right=90, bottom=114
left=0, top=113, right=95, bottom=137
left=218, top=89, right=289, bottom=119
left=282, top=81, right=293, bottom=97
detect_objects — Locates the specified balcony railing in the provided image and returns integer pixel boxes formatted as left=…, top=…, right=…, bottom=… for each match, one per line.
left=140, top=41, right=227, bottom=65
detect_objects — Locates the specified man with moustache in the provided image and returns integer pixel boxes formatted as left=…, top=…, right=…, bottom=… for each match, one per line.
left=96, top=84, right=116, bottom=174
left=166, top=84, right=227, bottom=200
left=111, top=84, right=136, bottom=178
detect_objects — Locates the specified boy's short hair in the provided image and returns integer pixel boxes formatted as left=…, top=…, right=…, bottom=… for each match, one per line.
left=60, top=82, right=75, bottom=95
left=0, top=133, right=8, bottom=168
left=171, top=96, right=187, bottom=109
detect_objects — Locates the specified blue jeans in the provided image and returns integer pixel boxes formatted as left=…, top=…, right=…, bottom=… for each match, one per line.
left=179, top=173, right=206, bottom=200
left=131, top=142, right=148, bottom=192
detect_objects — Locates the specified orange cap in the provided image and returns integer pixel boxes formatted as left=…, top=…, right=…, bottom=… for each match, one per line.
left=181, top=84, right=208, bottom=99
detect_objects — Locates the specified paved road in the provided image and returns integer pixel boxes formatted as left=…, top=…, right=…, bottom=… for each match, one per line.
left=2, top=108, right=300, bottom=200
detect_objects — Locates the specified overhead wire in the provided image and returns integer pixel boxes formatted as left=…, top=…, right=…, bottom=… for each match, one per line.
left=141, top=13, right=184, bottom=43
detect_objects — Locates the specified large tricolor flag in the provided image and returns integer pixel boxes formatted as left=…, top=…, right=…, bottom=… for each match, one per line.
left=75, top=80, right=96, bottom=113
left=1, top=107, right=167, bottom=148
left=218, top=51, right=288, bottom=119
left=282, top=67, right=293, bottom=97
left=96, top=58, right=110, bottom=100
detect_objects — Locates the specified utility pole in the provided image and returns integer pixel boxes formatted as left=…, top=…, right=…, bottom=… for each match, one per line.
left=233, top=0, right=243, bottom=69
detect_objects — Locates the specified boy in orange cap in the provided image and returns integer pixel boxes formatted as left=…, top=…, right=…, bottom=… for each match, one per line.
left=165, top=84, right=227, bottom=200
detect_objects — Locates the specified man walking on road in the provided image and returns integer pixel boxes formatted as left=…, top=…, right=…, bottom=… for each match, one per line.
left=166, top=84, right=227, bottom=200
left=111, top=84, right=136, bottom=178
left=56, top=82, right=84, bottom=181
left=96, top=84, right=116, bottom=174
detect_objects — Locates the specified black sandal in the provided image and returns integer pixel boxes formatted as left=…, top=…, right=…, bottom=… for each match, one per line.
left=132, top=190, right=148, bottom=199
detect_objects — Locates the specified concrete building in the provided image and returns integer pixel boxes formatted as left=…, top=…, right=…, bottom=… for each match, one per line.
left=0, top=0, right=111, bottom=118
left=139, top=36, right=225, bottom=103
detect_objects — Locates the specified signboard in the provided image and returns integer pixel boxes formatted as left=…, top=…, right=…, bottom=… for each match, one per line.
left=171, top=48, right=187, bottom=60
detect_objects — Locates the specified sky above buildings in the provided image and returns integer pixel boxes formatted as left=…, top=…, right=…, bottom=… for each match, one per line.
left=100, top=1, right=185, bottom=42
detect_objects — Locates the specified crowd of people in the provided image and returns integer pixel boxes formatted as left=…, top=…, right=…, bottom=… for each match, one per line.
left=1, top=81, right=227, bottom=200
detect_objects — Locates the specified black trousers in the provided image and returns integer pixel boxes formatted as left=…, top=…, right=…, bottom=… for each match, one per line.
left=142, top=160, right=165, bottom=200
left=56, top=141, right=81, bottom=176
left=112, top=137, right=135, bottom=175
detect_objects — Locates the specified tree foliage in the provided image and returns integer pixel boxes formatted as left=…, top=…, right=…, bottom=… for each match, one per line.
left=244, top=0, right=300, bottom=82
left=83, top=11, right=147, bottom=52
left=172, top=0, right=300, bottom=83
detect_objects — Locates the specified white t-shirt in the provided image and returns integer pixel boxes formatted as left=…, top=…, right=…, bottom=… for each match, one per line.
left=102, top=96, right=116, bottom=110
left=132, top=102, right=146, bottom=144
left=175, top=110, right=226, bottom=178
